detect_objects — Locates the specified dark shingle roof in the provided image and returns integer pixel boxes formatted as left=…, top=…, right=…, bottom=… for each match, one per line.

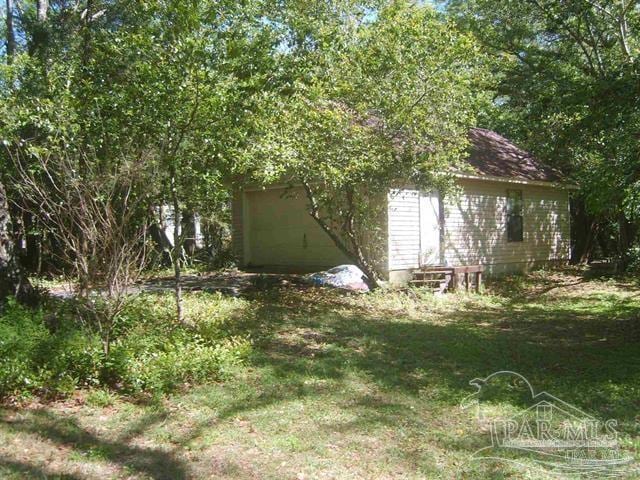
left=465, top=128, right=562, bottom=183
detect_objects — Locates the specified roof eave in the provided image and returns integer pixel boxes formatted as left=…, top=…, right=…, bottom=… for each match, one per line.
left=454, top=172, right=580, bottom=190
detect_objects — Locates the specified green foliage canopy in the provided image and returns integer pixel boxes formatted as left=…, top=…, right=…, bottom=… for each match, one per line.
left=243, top=1, right=490, bottom=281
left=448, top=0, right=640, bottom=223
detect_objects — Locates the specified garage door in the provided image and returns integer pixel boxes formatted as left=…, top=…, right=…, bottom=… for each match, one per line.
left=246, top=187, right=350, bottom=268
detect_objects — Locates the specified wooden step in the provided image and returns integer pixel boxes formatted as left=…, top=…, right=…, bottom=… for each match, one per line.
left=413, top=272, right=448, bottom=278
left=411, top=267, right=453, bottom=294
left=417, top=266, right=454, bottom=272
left=410, top=264, right=484, bottom=294
left=410, top=279, right=446, bottom=284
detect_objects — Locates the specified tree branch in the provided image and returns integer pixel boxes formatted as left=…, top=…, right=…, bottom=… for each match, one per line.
left=527, top=0, right=602, bottom=77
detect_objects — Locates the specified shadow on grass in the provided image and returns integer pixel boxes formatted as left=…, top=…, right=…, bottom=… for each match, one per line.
left=2, top=270, right=639, bottom=478
left=232, top=281, right=640, bottom=428
left=0, top=407, right=188, bottom=479
left=0, top=454, right=83, bottom=480
left=171, top=275, right=640, bottom=467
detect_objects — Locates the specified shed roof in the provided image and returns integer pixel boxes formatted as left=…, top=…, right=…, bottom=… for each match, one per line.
left=465, top=128, right=562, bottom=183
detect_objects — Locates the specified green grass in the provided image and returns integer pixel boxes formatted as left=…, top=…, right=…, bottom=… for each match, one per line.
left=1, top=268, right=639, bottom=479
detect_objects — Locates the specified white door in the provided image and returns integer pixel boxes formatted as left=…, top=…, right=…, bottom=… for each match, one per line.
left=420, top=191, right=441, bottom=266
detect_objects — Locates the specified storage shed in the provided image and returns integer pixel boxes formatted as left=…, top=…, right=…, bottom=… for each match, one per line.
left=232, top=129, right=574, bottom=283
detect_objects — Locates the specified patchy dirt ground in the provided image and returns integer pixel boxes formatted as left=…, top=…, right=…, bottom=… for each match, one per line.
left=46, top=270, right=311, bottom=298
left=139, top=271, right=309, bottom=296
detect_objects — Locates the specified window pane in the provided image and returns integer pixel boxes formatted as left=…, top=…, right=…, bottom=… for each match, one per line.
left=507, top=190, right=523, bottom=216
left=508, top=215, right=523, bottom=242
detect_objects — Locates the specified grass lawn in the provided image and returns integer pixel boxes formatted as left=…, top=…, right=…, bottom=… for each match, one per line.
left=1, top=268, right=639, bottom=479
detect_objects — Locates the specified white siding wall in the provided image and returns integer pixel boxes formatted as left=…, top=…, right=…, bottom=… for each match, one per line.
left=388, top=189, right=421, bottom=271
left=443, top=179, right=571, bottom=273
left=232, top=180, right=571, bottom=279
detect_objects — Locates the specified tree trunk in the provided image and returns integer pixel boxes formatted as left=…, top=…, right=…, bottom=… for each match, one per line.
left=82, top=0, right=93, bottom=66
left=22, top=212, right=42, bottom=273
left=570, top=196, right=599, bottom=264
left=170, top=175, right=184, bottom=324
left=182, top=211, right=197, bottom=259
left=342, top=188, right=381, bottom=288
left=29, top=0, right=49, bottom=56
left=0, top=181, right=33, bottom=302
left=37, top=0, right=48, bottom=22
left=579, top=222, right=598, bottom=264
left=35, top=231, right=42, bottom=275
left=5, top=0, right=16, bottom=63
left=302, top=182, right=381, bottom=289
left=616, top=213, right=635, bottom=273
left=308, top=208, right=380, bottom=288
left=102, top=331, right=110, bottom=357
left=148, top=206, right=173, bottom=265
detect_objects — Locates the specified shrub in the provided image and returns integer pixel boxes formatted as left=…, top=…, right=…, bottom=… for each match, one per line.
left=118, top=335, right=251, bottom=394
left=109, top=292, right=252, bottom=394
left=626, top=245, right=640, bottom=273
left=0, top=300, right=103, bottom=398
left=0, top=293, right=253, bottom=399
left=86, top=388, right=117, bottom=407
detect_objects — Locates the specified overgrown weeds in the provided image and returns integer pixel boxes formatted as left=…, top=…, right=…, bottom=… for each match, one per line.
left=0, top=293, right=252, bottom=400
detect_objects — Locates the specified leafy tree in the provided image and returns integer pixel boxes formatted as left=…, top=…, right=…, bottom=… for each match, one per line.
left=0, top=0, right=33, bottom=303
left=0, top=180, right=33, bottom=302
left=447, top=0, right=639, bottom=266
left=1, top=0, right=278, bottom=321
left=92, top=0, right=278, bottom=322
left=246, top=1, right=489, bottom=286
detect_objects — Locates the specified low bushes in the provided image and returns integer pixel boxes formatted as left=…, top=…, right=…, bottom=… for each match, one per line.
left=0, top=300, right=104, bottom=397
left=0, top=293, right=252, bottom=400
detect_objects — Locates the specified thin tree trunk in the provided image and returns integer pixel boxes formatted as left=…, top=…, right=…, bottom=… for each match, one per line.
left=570, top=196, right=598, bottom=264
left=35, top=231, right=42, bottom=275
left=37, top=0, right=48, bottom=21
left=102, top=331, right=110, bottom=357
left=0, top=181, right=33, bottom=302
left=182, top=211, right=197, bottom=259
left=29, top=0, right=49, bottom=57
left=82, top=0, right=93, bottom=66
left=5, top=0, right=16, bottom=63
left=342, top=188, right=381, bottom=288
left=23, top=212, right=40, bottom=272
left=302, top=182, right=380, bottom=289
left=616, top=213, right=634, bottom=272
left=579, top=221, right=598, bottom=264
left=170, top=175, right=184, bottom=324
left=149, top=222, right=173, bottom=263
left=148, top=206, right=173, bottom=265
